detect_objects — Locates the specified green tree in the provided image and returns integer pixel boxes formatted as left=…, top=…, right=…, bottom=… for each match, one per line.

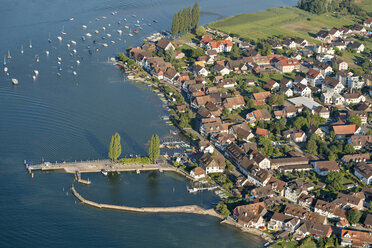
left=148, top=134, right=160, bottom=164
left=108, top=132, right=122, bottom=162
left=347, top=209, right=362, bottom=224
left=258, top=135, right=274, bottom=156
left=306, top=139, right=318, bottom=155
left=294, top=116, right=307, bottom=130
left=171, top=13, right=179, bottom=36
left=191, top=2, right=200, bottom=29
left=216, top=202, right=230, bottom=217
left=326, top=171, right=344, bottom=192
left=230, top=43, right=242, bottom=59
left=195, top=26, right=206, bottom=37
left=348, top=115, right=362, bottom=127
left=344, top=143, right=355, bottom=154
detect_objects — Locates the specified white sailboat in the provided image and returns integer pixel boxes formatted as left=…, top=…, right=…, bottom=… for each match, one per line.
left=48, top=33, right=52, bottom=43
left=4, top=67, right=8, bottom=72
left=21, top=45, right=24, bottom=54
left=29, top=40, right=32, bottom=49
left=102, top=27, right=106, bottom=31
left=57, top=36, right=63, bottom=42
left=32, top=75, right=36, bottom=80
left=46, top=51, right=49, bottom=56
left=34, top=70, right=39, bottom=76
left=11, top=78, right=18, bottom=85
left=7, top=50, right=11, bottom=59
left=71, top=40, right=77, bottom=45
left=69, top=17, right=74, bottom=21
left=61, top=26, right=66, bottom=35
left=82, top=25, right=87, bottom=29
left=35, top=56, right=39, bottom=62
left=86, top=33, right=92, bottom=38
left=3, top=55, right=6, bottom=66
left=67, top=44, right=70, bottom=48
left=72, top=49, right=77, bottom=54
left=73, top=71, right=77, bottom=76
left=107, top=33, right=111, bottom=38
left=117, top=30, right=122, bottom=35
left=76, top=60, right=80, bottom=65
left=94, top=30, right=99, bottom=34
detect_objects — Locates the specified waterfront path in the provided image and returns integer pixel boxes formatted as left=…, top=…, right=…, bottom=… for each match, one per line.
left=71, top=186, right=223, bottom=218
left=26, top=158, right=194, bottom=180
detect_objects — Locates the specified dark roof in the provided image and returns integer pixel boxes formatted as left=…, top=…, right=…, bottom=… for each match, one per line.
left=156, top=38, right=171, bottom=49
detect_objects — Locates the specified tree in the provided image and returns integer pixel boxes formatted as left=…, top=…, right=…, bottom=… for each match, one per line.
left=171, top=13, right=179, bottom=36
left=348, top=115, right=362, bottom=127
left=195, top=26, right=206, bottom=37
left=230, top=43, right=242, bottom=59
left=306, top=139, right=318, bottom=155
left=258, top=135, right=274, bottom=156
left=347, top=209, right=362, bottom=224
left=344, top=143, right=355, bottom=154
left=148, top=134, right=160, bottom=164
left=326, top=171, right=344, bottom=192
left=191, top=2, right=200, bottom=29
left=108, top=132, right=122, bottom=162
left=216, top=202, right=230, bottom=217
left=293, top=116, right=307, bottom=130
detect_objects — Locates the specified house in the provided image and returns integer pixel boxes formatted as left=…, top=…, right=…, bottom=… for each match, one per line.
left=342, top=153, right=370, bottom=164
left=213, top=64, right=230, bottom=76
left=238, top=158, right=272, bottom=186
left=349, top=41, right=365, bottom=53
left=265, top=79, right=280, bottom=91
left=332, top=192, right=364, bottom=210
left=270, top=157, right=309, bottom=170
left=292, top=83, right=312, bottom=97
left=253, top=91, right=271, bottom=106
left=294, top=38, right=308, bottom=47
left=223, top=95, right=245, bottom=110
left=246, top=109, right=271, bottom=122
left=256, top=128, right=269, bottom=136
left=316, top=30, right=331, bottom=42
left=279, top=84, right=293, bottom=97
left=322, top=76, right=344, bottom=94
left=163, top=67, right=179, bottom=83
left=354, top=162, right=372, bottom=185
left=321, top=91, right=345, bottom=105
left=306, top=69, right=324, bottom=86
left=194, top=65, right=209, bottom=77
left=294, top=75, right=307, bottom=86
left=340, top=229, right=372, bottom=247
left=288, top=97, right=322, bottom=111
left=333, top=124, right=358, bottom=140
left=364, top=214, right=372, bottom=228
left=298, top=194, right=315, bottom=210
left=313, top=61, right=333, bottom=76
left=344, top=92, right=366, bottom=105
left=190, top=167, right=206, bottom=180
left=312, top=161, right=339, bottom=176
left=198, top=153, right=225, bottom=174
left=282, top=39, right=296, bottom=49
left=351, top=24, right=367, bottom=34
left=218, top=78, right=237, bottom=89
left=307, top=125, right=325, bottom=138
left=314, top=199, right=346, bottom=220
left=229, top=123, right=254, bottom=142
left=267, top=177, right=286, bottom=195
left=233, top=202, right=267, bottom=229
left=251, top=185, right=275, bottom=199
left=296, top=221, right=333, bottom=239
left=275, top=58, right=300, bottom=73
left=331, top=57, right=348, bottom=71
left=292, top=130, right=307, bottom=143
left=364, top=17, right=372, bottom=28
left=225, top=143, right=245, bottom=164
left=312, top=106, right=330, bottom=119
left=267, top=212, right=292, bottom=231
left=156, top=38, right=175, bottom=51
left=349, top=135, right=372, bottom=150
left=284, top=105, right=297, bottom=118
left=284, top=179, right=314, bottom=202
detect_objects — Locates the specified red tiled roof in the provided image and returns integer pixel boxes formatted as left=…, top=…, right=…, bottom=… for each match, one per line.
left=332, top=124, right=357, bottom=135
left=256, top=128, right=269, bottom=136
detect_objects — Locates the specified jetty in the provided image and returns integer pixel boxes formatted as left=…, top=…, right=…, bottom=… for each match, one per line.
left=24, top=158, right=194, bottom=180
left=71, top=186, right=223, bottom=218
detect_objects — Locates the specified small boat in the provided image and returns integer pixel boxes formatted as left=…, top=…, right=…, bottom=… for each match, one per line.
left=117, top=30, right=122, bottom=35
left=57, top=57, right=62, bottom=61
left=29, top=40, right=32, bottom=49
left=86, top=33, right=92, bottom=38
left=133, top=29, right=138, bottom=34
left=46, top=51, right=49, bottom=56
left=3, top=55, right=6, bottom=66
left=48, top=33, right=52, bottom=43
left=107, top=24, right=111, bottom=27
left=21, top=45, right=24, bottom=54
left=117, top=21, right=121, bottom=25
left=139, top=27, right=143, bottom=30
left=73, top=49, right=77, bottom=54
left=134, top=24, right=140, bottom=27
left=57, top=61, right=61, bottom=65
left=103, top=43, right=108, bottom=47
left=124, top=25, right=129, bottom=29
left=71, top=40, right=77, bottom=45
left=81, top=35, right=86, bottom=41
left=107, top=34, right=111, bottom=38
left=4, top=67, right=8, bottom=72
left=34, top=70, right=39, bottom=76
left=124, top=18, right=127, bottom=21
left=76, top=60, right=80, bottom=65
left=102, top=16, right=107, bottom=19
left=11, top=78, right=18, bottom=85
left=61, top=26, right=66, bottom=35
left=153, top=19, right=158, bottom=23
left=35, top=55, right=39, bottom=62
left=7, top=50, right=12, bottom=60
left=82, top=25, right=87, bottom=29
left=101, top=36, right=105, bottom=40
left=95, top=48, right=99, bottom=52
left=32, top=75, right=36, bottom=80
left=69, top=17, right=74, bottom=21
left=128, top=33, right=133, bottom=37
left=58, top=66, right=62, bottom=71
left=102, top=27, right=106, bottom=31
left=111, top=41, right=115, bottom=44
left=137, top=20, right=140, bottom=24
left=132, top=14, right=137, bottom=17
left=57, top=36, right=62, bottom=42
left=73, top=71, right=77, bottom=76
left=94, top=30, right=99, bottom=34
left=101, top=169, right=108, bottom=176
left=57, top=72, right=61, bottom=76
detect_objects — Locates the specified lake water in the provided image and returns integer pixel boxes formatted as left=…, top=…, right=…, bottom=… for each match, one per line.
left=0, top=0, right=296, bottom=247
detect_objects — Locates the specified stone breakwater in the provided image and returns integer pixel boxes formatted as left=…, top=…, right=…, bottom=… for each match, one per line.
left=71, top=186, right=223, bottom=218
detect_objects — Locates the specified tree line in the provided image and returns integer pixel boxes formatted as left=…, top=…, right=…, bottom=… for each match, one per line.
left=171, top=2, right=200, bottom=36
left=297, top=0, right=366, bottom=15
left=108, top=132, right=160, bottom=164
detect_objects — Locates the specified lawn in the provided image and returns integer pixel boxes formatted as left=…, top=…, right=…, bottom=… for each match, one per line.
left=271, top=239, right=317, bottom=248
left=209, top=6, right=363, bottom=42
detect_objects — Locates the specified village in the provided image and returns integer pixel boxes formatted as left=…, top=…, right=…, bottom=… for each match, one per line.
left=119, top=15, right=372, bottom=247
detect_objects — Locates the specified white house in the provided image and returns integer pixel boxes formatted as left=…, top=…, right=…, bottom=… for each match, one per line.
left=354, top=162, right=372, bottom=185
left=190, top=167, right=206, bottom=180
left=312, top=161, right=339, bottom=176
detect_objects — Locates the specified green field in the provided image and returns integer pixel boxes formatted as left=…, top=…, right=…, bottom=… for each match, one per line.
left=209, top=6, right=364, bottom=42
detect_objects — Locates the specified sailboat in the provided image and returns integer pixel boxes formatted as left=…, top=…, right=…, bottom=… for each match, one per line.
left=34, top=70, right=39, bottom=76
left=71, top=40, right=77, bottom=45
left=3, top=55, right=6, bottom=66
left=61, top=26, right=66, bottom=35
left=48, top=33, right=52, bottom=43
left=29, top=40, right=32, bottom=49
left=57, top=36, right=62, bottom=42
left=4, top=67, right=8, bottom=73
left=7, top=50, right=11, bottom=59
left=21, top=45, right=24, bottom=54
left=11, top=78, right=18, bottom=85
left=46, top=51, right=49, bottom=56
left=35, top=55, right=39, bottom=62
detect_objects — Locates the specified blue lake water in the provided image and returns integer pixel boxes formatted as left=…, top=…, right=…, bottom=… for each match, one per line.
left=0, top=0, right=296, bottom=247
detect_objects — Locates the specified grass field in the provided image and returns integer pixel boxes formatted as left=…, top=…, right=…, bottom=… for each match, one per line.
left=209, top=5, right=365, bottom=42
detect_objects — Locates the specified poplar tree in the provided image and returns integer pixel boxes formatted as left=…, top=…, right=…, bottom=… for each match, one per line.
left=171, top=13, right=178, bottom=36
left=187, top=7, right=192, bottom=32
left=148, top=134, right=160, bottom=164
left=181, top=9, right=187, bottom=35
left=108, top=132, right=122, bottom=162
left=192, top=2, right=200, bottom=29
